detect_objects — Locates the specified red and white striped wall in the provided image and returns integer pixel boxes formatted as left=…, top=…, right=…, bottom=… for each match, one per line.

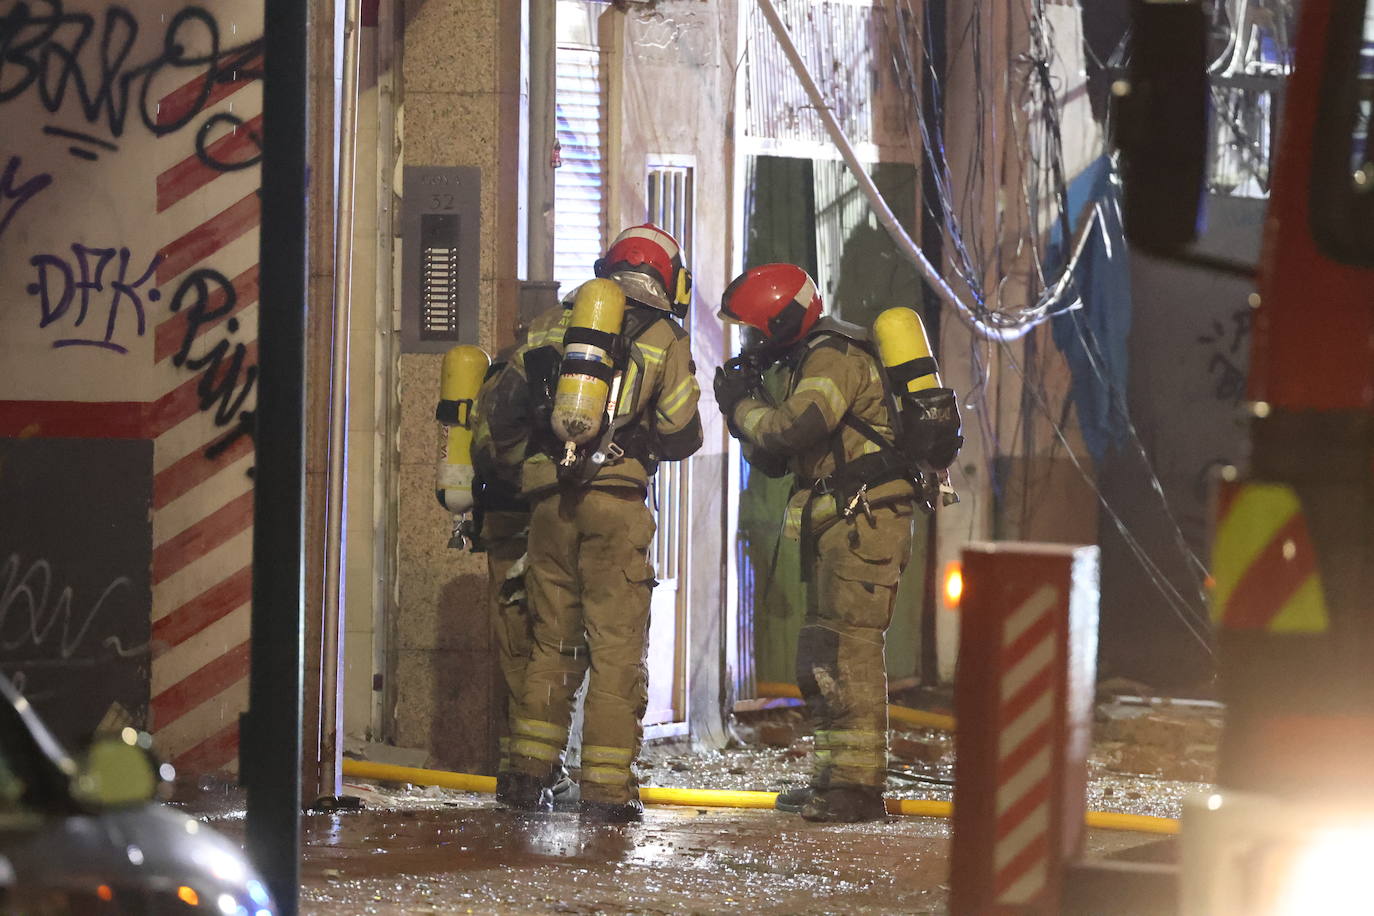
left=146, top=49, right=263, bottom=778
left=952, top=543, right=1100, bottom=916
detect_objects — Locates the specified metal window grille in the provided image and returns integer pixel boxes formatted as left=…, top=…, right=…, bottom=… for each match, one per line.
left=646, top=162, right=693, bottom=582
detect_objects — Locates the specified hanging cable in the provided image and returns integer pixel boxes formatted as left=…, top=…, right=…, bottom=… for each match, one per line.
left=757, top=0, right=1221, bottom=632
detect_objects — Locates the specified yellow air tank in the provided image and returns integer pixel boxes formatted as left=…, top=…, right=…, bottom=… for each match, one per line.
left=551, top=278, right=626, bottom=450
left=873, top=307, right=941, bottom=392
left=435, top=344, right=490, bottom=514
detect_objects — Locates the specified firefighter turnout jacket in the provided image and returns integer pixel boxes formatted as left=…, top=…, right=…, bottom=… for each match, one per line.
left=731, top=323, right=917, bottom=540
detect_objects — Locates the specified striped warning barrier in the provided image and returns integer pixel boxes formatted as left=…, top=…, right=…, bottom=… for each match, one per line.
left=1210, top=480, right=1329, bottom=633
left=952, top=543, right=1100, bottom=916
left=993, top=583, right=1058, bottom=904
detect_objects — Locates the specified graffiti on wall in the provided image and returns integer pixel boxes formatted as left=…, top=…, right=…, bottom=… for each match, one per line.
left=168, top=268, right=257, bottom=462
left=0, top=1, right=263, bottom=148
left=27, top=244, right=162, bottom=352
left=0, top=155, right=52, bottom=240
left=0, top=437, right=153, bottom=746
left=0, top=554, right=138, bottom=665
left=1196, top=306, right=1252, bottom=405
left=0, top=0, right=264, bottom=770
left=1, top=0, right=263, bottom=460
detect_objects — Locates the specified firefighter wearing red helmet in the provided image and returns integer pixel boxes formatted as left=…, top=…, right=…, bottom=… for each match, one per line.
left=488, top=224, right=702, bottom=822
left=716, top=263, right=920, bottom=823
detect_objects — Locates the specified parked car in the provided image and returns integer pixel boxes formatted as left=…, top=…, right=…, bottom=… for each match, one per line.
left=0, top=675, right=274, bottom=914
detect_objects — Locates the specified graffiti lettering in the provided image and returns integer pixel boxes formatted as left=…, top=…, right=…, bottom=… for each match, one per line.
left=26, top=243, right=161, bottom=353
left=0, top=553, right=134, bottom=661
left=1196, top=308, right=1252, bottom=404
left=169, top=268, right=257, bottom=460
left=0, top=1, right=262, bottom=139
left=0, top=154, right=51, bottom=241
left=195, top=111, right=261, bottom=173
left=41, top=124, right=119, bottom=161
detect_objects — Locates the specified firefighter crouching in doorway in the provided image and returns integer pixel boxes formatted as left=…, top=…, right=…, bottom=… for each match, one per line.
left=490, top=225, right=703, bottom=822
left=713, top=263, right=962, bottom=823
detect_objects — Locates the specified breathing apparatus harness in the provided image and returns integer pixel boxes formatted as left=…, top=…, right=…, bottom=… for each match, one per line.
left=450, top=358, right=532, bottom=552
left=732, top=321, right=962, bottom=577
left=524, top=304, right=668, bottom=486
left=810, top=327, right=961, bottom=514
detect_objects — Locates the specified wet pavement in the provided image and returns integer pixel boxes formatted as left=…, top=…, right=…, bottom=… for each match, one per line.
left=642, top=736, right=1206, bottom=823
left=298, top=790, right=952, bottom=915
left=191, top=699, right=1211, bottom=913
left=199, top=771, right=1177, bottom=915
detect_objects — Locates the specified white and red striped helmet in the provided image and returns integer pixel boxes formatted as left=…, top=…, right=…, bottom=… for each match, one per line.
left=718, top=263, right=823, bottom=344
left=595, top=223, right=692, bottom=318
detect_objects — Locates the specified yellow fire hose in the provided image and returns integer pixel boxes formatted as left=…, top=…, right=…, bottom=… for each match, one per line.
left=341, top=759, right=1179, bottom=834
left=753, top=681, right=957, bottom=732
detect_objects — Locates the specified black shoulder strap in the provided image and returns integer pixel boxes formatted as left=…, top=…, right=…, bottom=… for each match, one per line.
left=620, top=306, right=665, bottom=345
left=569, top=309, right=671, bottom=481
left=815, top=334, right=903, bottom=463
left=842, top=413, right=894, bottom=451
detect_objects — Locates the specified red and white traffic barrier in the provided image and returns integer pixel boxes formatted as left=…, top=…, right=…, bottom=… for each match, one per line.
left=951, top=543, right=1100, bottom=915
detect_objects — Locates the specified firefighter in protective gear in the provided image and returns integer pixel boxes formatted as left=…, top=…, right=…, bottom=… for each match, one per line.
left=488, top=224, right=703, bottom=821
left=715, top=263, right=923, bottom=824
left=472, top=346, right=582, bottom=801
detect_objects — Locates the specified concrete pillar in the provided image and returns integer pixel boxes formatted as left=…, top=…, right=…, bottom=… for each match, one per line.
left=392, top=0, right=523, bottom=772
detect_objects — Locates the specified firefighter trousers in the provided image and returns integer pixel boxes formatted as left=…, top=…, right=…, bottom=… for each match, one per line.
left=484, top=509, right=532, bottom=775
left=508, top=487, right=656, bottom=804
left=798, top=501, right=914, bottom=790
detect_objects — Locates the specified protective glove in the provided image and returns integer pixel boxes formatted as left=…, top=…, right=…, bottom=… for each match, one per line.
left=713, top=364, right=757, bottom=436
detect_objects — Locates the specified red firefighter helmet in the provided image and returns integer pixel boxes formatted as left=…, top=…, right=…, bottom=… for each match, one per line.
left=595, top=223, right=692, bottom=317
left=718, top=263, right=823, bottom=344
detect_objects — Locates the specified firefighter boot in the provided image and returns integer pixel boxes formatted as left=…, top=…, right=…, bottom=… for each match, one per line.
left=580, top=797, right=644, bottom=823
left=777, top=727, right=837, bottom=812
left=800, top=785, right=887, bottom=823
left=496, top=772, right=553, bottom=812
left=550, top=768, right=581, bottom=810
left=775, top=787, right=814, bottom=813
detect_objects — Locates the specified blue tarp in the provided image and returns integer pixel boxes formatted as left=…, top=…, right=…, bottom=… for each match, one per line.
left=1048, top=154, right=1133, bottom=464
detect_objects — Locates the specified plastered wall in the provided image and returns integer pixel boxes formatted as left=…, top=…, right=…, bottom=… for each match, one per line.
left=612, top=0, right=738, bottom=744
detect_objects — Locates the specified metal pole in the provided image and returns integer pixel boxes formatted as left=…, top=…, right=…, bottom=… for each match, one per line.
left=370, top=0, right=398, bottom=745
left=528, top=0, right=557, bottom=282
left=919, top=0, right=946, bottom=688
left=318, top=0, right=364, bottom=803
left=247, top=0, right=308, bottom=909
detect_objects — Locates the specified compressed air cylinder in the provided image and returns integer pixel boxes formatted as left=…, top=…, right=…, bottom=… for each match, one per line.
left=551, top=278, right=626, bottom=445
left=873, top=306, right=942, bottom=392
left=435, top=344, right=491, bottom=514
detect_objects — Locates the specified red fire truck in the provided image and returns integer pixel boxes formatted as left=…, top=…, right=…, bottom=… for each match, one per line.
left=1121, top=0, right=1374, bottom=911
